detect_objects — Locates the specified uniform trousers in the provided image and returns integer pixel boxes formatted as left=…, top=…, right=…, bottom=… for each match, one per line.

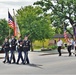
left=4, top=51, right=9, bottom=63
left=17, top=50, right=24, bottom=64
left=24, top=50, right=29, bottom=64
left=10, top=50, right=16, bottom=63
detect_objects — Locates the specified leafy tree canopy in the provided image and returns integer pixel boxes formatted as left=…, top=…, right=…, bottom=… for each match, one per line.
left=16, top=6, right=54, bottom=42
left=0, top=19, right=9, bottom=45
left=34, top=0, right=76, bottom=36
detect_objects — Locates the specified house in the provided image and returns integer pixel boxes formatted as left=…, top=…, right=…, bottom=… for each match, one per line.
left=53, top=34, right=72, bottom=38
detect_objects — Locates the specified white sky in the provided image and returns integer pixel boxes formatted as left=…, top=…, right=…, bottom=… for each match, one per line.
left=0, top=0, right=38, bottom=20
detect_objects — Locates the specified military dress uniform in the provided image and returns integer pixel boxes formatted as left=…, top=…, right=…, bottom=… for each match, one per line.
left=9, top=38, right=16, bottom=63
left=2, top=40, right=10, bottom=63
left=23, top=40, right=30, bottom=64
left=16, top=39, right=24, bottom=64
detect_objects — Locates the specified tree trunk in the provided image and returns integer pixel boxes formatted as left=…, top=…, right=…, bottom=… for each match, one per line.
left=30, top=41, right=34, bottom=51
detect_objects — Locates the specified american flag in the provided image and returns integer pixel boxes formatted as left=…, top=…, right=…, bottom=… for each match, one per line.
left=8, top=11, right=15, bottom=29
left=64, top=29, right=68, bottom=41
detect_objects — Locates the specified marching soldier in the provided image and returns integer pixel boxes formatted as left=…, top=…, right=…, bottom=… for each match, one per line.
left=23, top=35, right=31, bottom=64
left=9, top=35, right=17, bottom=63
left=2, top=38, right=10, bottom=63
left=16, top=36, right=24, bottom=64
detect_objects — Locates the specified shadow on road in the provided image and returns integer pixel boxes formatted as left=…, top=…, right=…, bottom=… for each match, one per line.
left=28, top=63, right=43, bottom=69
left=39, top=52, right=68, bottom=56
left=15, top=63, right=43, bottom=69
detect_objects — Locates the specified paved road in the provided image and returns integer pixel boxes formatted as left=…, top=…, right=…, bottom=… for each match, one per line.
left=0, top=50, right=76, bottom=75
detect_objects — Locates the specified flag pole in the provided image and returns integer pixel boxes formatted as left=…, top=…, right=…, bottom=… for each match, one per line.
left=8, top=9, right=11, bottom=38
left=13, top=8, right=21, bottom=38
left=9, top=28, right=11, bottom=38
left=13, top=9, right=16, bottom=37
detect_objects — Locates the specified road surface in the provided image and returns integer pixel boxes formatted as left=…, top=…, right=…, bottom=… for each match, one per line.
left=0, top=50, right=76, bottom=75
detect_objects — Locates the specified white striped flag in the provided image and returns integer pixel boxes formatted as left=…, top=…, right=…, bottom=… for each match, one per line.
left=13, top=9, right=21, bottom=38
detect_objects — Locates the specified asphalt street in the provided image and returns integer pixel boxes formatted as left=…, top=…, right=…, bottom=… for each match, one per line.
left=0, top=50, right=76, bottom=75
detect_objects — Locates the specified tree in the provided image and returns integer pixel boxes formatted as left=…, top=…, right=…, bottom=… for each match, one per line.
left=34, top=0, right=76, bottom=37
left=0, top=19, right=9, bottom=45
left=16, top=6, right=54, bottom=51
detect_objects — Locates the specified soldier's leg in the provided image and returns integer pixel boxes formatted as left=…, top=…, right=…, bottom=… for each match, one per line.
left=12, top=51, right=15, bottom=63
left=26, top=51, right=29, bottom=64
left=16, top=51, right=21, bottom=64
left=24, top=51, right=27, bottom=64
left=9, top=50, right=13, bottom=63
left=20, top=51, right=24, bottom=64
left=6, top=52, right=9, bottom=63
left=3, top=52, right=7, bottom=63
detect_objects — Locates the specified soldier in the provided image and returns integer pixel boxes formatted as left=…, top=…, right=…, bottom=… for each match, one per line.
left=23, top=35, right=31, bottom=64
left=2, top=38, right=10, bottom=63
left=9, top=35, right=17, bottom=63
left=16, top=36, right=24, bottom=64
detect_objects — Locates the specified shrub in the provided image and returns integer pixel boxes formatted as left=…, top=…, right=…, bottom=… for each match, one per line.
left=49, top=45, right=57, bottom=50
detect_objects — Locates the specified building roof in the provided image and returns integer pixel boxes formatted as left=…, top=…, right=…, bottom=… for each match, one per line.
left=53, top=34, right=72, bottom=38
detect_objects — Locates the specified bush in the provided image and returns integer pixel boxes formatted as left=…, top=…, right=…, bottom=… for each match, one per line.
left=34, top=45, right=42, bottom=49
left=49, top=45, right=57, bottom=50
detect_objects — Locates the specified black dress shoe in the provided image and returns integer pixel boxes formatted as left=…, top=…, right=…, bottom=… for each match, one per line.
left=26, top=62, right=30, bottom=64
left=9, top=61, right=11, bottom=64
left=3, top=61, right=6, bottom=63
left=12, top=62, right=15, bottom=64
left=22, top=62, right=25, bottom=64
left=59, top=55, right=61, bottom=56
left=69, top=55, right=71, bottom=56
left=16, top=62, right=19, bottom=64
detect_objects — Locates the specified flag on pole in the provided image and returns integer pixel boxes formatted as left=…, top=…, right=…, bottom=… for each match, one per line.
left=63, top=28, right=68, bottom=42
left=63, top=22, right=68, bottom=41
left=8, top=11, right=15, bottom=29
left=13, top=9, right=21, bottom=38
